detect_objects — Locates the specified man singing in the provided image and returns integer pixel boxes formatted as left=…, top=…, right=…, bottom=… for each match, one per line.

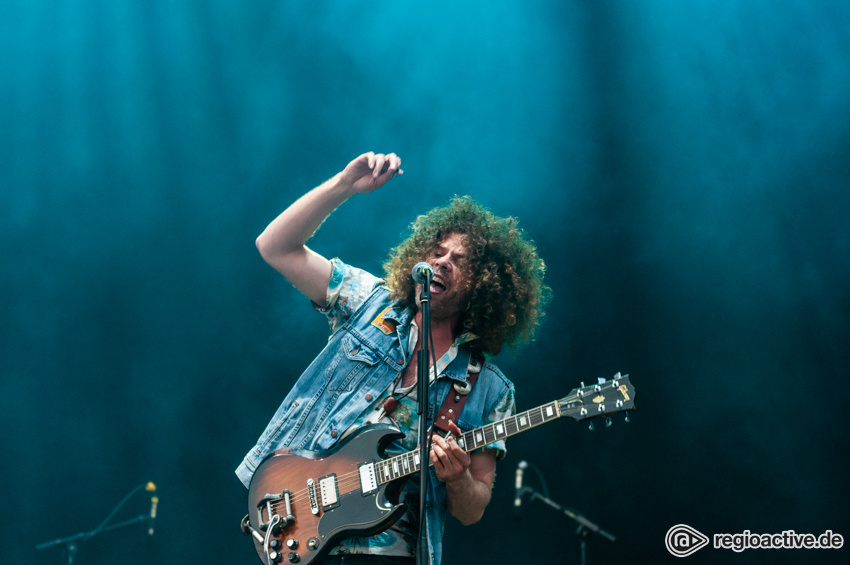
left=237, top=152, right=550, bottom=565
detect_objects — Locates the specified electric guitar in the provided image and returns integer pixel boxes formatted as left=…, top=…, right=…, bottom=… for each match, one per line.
left=241, top=373, right=635, bottom=565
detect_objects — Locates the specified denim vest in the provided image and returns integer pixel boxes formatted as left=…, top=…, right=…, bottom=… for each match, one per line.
left=236, top=286, right=514, bottom=565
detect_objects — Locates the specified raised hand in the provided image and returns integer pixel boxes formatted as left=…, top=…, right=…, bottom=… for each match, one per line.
left=339, top=151, right=403, bottom=194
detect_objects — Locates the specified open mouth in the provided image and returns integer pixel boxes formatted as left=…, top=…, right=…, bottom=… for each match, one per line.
left=430, top=276, right=447, bottom=294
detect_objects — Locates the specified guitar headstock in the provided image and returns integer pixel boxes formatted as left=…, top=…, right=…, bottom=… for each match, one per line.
left=559, top=373, right=635, bottom=424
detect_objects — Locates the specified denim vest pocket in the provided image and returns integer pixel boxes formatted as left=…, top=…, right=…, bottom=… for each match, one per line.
left=324, top=335, right=381, bottom=392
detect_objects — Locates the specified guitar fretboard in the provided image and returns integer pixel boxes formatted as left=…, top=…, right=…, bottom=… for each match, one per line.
left=373, top=401, right=562, bottom=485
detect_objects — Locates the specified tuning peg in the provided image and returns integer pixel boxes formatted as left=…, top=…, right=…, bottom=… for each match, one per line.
left=605, top=417, right=612, bottom=428
left=624, top=413, right=630, bottom=423
left=588, top=421, right=595, bottom=431
left=597, top=377, right=606, bottom=385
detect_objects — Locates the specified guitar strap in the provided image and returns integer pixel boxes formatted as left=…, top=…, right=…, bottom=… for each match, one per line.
left=433, top=352, right=484, bottom=434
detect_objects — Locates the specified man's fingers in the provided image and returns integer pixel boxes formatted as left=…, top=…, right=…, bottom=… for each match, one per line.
left=386, top=153, right=401, bottom=175
left=372, top=154, right=387, bottom=177
left=432, top=434, right=470, bottom=470
left=449, top=444, right=470, bottom=467
left=430, top=443, right=447, bottom=467
left=358, top=151, right=402, bottom=182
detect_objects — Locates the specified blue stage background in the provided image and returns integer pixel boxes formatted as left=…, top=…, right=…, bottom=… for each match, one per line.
left=2, top=1, right=848, bottom=563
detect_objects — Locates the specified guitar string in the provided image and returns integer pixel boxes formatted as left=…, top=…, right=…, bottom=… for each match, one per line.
left=265, top=405, right=557, bottom=514
left=263, top=383, right=629, bottom=514
left=266, top=392, right=630, bottom=515
left=269, top=403, right=561, bottom=510
left=272, top=381, right=620, bottom=504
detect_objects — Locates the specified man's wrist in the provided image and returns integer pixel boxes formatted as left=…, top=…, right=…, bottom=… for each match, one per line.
left=443, top=468, right=473, bottom=487
left=328, top=171, right=363, bottom=200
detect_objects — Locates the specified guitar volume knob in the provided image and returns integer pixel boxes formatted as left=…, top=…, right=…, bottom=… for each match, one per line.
left=288, top=552, right=300, bottom=563
left=286, top=539, right=299, bottom=550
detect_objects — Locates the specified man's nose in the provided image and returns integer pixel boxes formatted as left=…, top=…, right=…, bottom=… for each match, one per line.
left=432, top=256, right=451, bottom=272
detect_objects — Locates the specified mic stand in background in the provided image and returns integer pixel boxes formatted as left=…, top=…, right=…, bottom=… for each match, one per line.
left=36, top=514, right=150, bottom=565
left=415, top=268, right=432, bottom=565
left=519, top=485, right=616, bottom=565
left=35, top=482, right=157, bottom=565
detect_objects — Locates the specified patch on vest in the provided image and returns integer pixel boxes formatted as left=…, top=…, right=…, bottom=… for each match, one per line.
left=371, top=306, right=397, bottom=335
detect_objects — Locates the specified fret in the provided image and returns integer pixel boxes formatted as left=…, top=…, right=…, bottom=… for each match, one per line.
left=495, top=422, right=505, bottom=438
left=365, top=378, right=634, bottom=493
left=479, top=426, right=489, bottom=446
left=461, top=431, right=473, bottom=450
left=377, top=456, right=400, bottom=485
left=482, top=424, right=496, bottom=445
left=517, top=412, right=531, bottom=430
left=530, top=406, right=545, bottom=425
left=473, top=429, right=484, bottom=448
left=377, top=396, right=593, bottom=482
left=449, top=401, right=567, bottom=456
left=380, top=400, right=573, bottom=484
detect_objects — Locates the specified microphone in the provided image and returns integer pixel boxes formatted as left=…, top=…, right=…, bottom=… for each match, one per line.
left=513, top=460, right=527, bottom=520
left=411, top=262, right=433, bottom=284
left=146, top=482, right=158, bottom=536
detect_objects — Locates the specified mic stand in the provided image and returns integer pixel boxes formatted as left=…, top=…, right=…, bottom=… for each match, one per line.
left=35, top=482, right=155, bottom=565
left=35, top=514, right=150, bottom=564
left=520, top=486, right=616, bottom=565
left=416, top=270, right=432, bottom=565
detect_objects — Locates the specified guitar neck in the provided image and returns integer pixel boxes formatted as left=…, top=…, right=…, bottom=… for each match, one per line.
left=373, top=400, right=562, bottom=485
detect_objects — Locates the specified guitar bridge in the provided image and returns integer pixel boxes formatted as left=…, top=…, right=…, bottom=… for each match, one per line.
left=256, top=489, right=294, bottom=532
left=307, top=478, right=319, bottom=515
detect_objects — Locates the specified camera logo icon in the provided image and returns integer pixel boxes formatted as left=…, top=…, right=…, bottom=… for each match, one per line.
left=665, top=524, right=709, bottom=557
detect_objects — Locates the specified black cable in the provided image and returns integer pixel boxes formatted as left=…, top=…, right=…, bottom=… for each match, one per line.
left=524, top=460, right=551, bottom=499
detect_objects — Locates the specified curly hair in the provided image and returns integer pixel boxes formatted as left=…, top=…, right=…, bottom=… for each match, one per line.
left=383, top=196, right=551, bottom=356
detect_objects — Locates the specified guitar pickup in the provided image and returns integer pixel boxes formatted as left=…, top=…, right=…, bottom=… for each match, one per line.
left=358, top=462, right=378, bottom=496
left=318, top=474, right=339, bottom=511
